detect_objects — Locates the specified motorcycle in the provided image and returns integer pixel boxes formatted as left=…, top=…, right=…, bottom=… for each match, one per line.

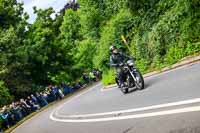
left=116, top=60, right=144, bottom=94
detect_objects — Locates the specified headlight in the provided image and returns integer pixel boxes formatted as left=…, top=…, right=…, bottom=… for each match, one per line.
left=127, top=60, right=134, bottom=66
left=129, top=62, right=134, bottom=66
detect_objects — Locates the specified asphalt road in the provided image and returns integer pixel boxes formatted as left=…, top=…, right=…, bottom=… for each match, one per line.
left=13, top=61, right=200, bottom=133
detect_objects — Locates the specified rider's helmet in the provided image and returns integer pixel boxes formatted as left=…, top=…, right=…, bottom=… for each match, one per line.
left=109, top=45, right=117, bottom=53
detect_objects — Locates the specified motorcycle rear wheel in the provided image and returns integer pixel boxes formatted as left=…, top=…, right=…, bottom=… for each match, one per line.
left=121, top=87, right=128, bottom=94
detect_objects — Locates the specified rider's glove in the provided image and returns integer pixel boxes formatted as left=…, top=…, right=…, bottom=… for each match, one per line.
left=119, top=63, right=124, bottom=67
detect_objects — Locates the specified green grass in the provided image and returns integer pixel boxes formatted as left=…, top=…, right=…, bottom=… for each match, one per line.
left=102, top=69, right=115, bottom=85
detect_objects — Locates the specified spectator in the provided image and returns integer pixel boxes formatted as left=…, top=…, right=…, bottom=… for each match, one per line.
left=77, top=80, right=83, bottom=87
left=52, top=86, right=60, bottom=100
left=93, top=68, right=102, bottom=80
left=61, top=83, right=72, bottom=95
left=30, top=94, right=38, bottom=104
left=0, top=75, right=96, bottom=131
left=39, top=93, right=48, bottom=107
left=42, top=92, right=48, bottom=102
left=18, top=101, right=29, bottom=117
left=73, top=82, right=81, bottom=90
left=82, top=73, right=90, bottom=84
left=0, top=106, right=11, bottom=129
left=27, top=96, right=40, bottom=111
left=35, top=92, right=48, bottom=107
left=58, top=88, right=64, bottom=99
left=9, top=102, right=22, bottom=124
left=26, top=97, right=35, bottom=112
left=48, top=87, right=56, bottom=102
left=20, top=99, right=31, bottom=115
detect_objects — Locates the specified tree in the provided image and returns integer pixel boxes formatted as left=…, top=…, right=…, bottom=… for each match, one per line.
left=74, top=38, right=96, bottom=70
left=60, top=9, right=81, bottom=53
left=0, top=0, right=24, bottom=28
left=60, top=0, right=80, bottom=14
left=93, top=9, right=134, bottom=69
left=0, top=81, right=12, bottom=106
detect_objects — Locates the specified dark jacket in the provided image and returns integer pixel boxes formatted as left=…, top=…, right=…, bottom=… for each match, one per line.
left=110, top=52, right=133, bottom=67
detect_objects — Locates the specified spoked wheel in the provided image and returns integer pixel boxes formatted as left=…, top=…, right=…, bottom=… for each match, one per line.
left=134, top=70, right=144, bottom=90
left=121, top=81, right=129, bottom=94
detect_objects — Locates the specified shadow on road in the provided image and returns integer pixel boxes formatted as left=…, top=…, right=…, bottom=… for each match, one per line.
left=144, top=77, right=163, bottom=88
left=125, top=77, right=160, bottom=94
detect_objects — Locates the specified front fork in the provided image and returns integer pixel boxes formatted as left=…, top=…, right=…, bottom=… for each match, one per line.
left=128, top=68, right=137, bottom=83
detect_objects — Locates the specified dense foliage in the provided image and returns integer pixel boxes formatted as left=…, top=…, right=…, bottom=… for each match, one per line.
left=0, top=0, right=199, bottom=105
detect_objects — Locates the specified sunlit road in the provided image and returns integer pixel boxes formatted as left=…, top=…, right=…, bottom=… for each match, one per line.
left=13, top=61, right=200, bottom=133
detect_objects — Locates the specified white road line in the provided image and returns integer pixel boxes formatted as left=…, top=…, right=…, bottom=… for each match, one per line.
left=50, top=105, right=200, bottom=123
left=55, top=98, right=200, bottom=118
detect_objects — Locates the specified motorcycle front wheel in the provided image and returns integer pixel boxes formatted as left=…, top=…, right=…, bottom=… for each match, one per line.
left=133, top=70, right=144, bottom=90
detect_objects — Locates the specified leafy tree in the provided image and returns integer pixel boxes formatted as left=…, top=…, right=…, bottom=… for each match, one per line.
left=60, top=9, right=81, bottom=53
left=0, top=0, right=24, bottom=28
left=0, top=81, right=12, bottom=106
left=93, top=9, right=134, bottom=69
left=74, top=38, right=96, bottom=70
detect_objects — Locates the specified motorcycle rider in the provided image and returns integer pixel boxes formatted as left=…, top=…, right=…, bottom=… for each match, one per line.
left=109, top=45, right=134, bottom=88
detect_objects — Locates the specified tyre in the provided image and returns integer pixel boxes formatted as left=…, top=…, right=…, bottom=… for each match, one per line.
left=115, top=77, right=120, bottom=88
left=127, top=75, right=135, bottom=88
left=134, top=70, right=144, bottom=90
left=121, top=87, right=128, bottom=94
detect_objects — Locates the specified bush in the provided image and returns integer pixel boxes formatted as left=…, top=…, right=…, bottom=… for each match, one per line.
left=102, top=69, right=116, bottom=85
left=164, top=45, right=186, bottom=65
left=93, top=9, right=135, bottom=69
left=135, top=58, right=150, bottom=73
